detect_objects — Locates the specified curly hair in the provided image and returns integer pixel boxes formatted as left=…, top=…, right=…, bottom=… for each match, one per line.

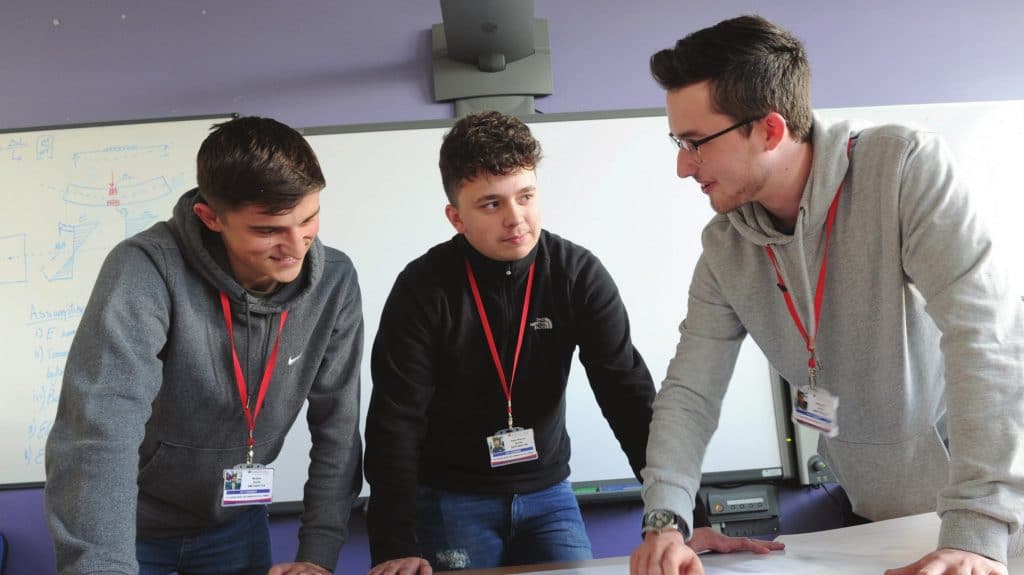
left=650, top=15, right=813, bottom=142
left=439, top=111, right=542, bottom=204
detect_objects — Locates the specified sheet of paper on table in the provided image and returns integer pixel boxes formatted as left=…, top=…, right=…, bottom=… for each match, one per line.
left=508, top=513, right=1022, bottom=575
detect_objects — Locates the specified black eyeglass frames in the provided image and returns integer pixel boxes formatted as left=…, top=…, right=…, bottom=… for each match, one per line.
left=668, top=117, right=758, bottom=164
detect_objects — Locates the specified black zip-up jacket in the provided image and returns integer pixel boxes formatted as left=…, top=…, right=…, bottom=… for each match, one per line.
left=365, top=230, right=656, bottom=563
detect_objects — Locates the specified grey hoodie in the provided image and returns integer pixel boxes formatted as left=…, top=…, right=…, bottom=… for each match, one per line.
left=44, top=189, right=363, bottom=574
left=642, top=114, right=1024, bottom=563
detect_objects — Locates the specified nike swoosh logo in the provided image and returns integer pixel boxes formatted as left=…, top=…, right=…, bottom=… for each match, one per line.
left=288, top=354, right=302, bottom=366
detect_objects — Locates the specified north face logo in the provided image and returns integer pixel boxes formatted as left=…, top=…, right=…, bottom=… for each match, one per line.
left=530, top=317, right=553, bottom=330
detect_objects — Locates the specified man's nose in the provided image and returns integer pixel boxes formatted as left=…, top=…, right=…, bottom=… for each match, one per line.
left=503, top=202, right=525, bottom=226
left=677, top=149, right=699, bottom=179
left=284, top=228, right=308, bottom=253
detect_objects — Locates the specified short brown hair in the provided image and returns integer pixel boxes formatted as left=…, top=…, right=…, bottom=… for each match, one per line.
left=439, top=111, right=542, bottom=204
left=650, top=15, right=813, bottom=142
left=196, top=116, right=325, bottom=214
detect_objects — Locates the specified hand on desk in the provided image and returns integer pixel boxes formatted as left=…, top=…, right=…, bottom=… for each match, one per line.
left=368, top=556, right=432, bottom=575
left=885, top=548, right=1007, bottom=575
left=630, top=527, right=784, bottom=575
left=686, top=527, right=785, bottom=555
left=268, top=561, right=332, bottom=575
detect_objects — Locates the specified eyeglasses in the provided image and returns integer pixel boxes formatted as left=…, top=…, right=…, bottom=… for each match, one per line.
left=668, top=118, right=758, bottom=164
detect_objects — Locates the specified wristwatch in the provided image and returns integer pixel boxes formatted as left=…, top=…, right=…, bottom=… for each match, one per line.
left=641, top=509, right=687, bottom=537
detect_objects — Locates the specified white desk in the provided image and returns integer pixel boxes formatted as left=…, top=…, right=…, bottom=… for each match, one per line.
left=461, top=514, right=1022, bottom=575
left=705, top=513, right=1023, bottom=574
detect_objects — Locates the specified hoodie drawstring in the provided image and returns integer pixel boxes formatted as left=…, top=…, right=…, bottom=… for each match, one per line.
left=220, top=292, right=289, bottom=465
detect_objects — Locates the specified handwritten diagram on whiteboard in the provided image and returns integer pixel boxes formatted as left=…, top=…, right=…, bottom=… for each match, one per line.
left=0, top=116, right=229, bottom=486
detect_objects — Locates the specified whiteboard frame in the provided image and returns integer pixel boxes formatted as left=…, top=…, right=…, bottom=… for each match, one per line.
left=0, top=113, right=233, bottom=491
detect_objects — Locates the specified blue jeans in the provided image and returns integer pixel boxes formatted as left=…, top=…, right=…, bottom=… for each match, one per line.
left=416, top=480, right=593, bottom=570
left=136, top=506, right=272, bottom=575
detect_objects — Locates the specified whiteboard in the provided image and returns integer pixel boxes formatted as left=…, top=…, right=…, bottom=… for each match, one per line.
left=6, top=102, right=1022, bottom=508
left=275, top=100, right=1024, bottom=504
left=0, top=116, right=230, bottom=486
left=271, top=112, right=793, bottom=505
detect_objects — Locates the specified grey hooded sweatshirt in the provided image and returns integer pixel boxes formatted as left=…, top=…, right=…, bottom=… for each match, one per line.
left=44, top=189, right=363, bottom=574
left=642, top=114, right=1024, bottom=563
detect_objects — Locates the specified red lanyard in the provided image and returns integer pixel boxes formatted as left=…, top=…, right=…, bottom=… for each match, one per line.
left=465, top=259, right=535, bottom=429
left=763, top=138, right=852, bottom=386
left=219, top=292, right=288, bottom=464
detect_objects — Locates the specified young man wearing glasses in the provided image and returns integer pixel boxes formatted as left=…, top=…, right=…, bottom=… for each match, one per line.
left=364, top=110, right=781, bottom=575
left=631, top=15, right=1024, bottom=575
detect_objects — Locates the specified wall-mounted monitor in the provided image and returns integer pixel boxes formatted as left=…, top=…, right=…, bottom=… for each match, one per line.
left=440, top=0, right=535, bottom=72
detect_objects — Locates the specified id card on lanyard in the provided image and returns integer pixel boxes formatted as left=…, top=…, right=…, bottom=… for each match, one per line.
left=465, top=259, right=540, bottom=468
left=218, top=291, right=286, bottom=506
left=765, top=137, right=855, bottom=438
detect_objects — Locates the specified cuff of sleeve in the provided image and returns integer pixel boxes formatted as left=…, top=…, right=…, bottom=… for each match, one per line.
left=370, top=537, right=423, bottom=567
left=641, top=480, right=696, bottom=541
left=297, top=533, right=344, bottom=573
left=939, top=509, right=1010, bottom=565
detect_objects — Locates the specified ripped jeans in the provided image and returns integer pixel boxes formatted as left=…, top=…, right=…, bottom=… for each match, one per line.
left=416, top=480, right=593, bottom=570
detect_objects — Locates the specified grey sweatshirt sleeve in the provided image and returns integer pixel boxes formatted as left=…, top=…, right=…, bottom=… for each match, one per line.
left=896, top=133, right=1024, bottom=563
left=44, top=241, right=171, bottom=575
left=296, top=265, right=364, bottom=571
left=640, top=253, right=745, bottom=536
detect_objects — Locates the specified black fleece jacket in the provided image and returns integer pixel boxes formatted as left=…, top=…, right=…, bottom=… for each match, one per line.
left=365, top=230, right=656, bottom=563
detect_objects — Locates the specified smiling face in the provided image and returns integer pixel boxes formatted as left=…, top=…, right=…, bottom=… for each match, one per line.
left=193, top=191, right=321, bottom=291
left=666, top=81, right=770, bottom=215
left=444, top=168, right=541, bottom=262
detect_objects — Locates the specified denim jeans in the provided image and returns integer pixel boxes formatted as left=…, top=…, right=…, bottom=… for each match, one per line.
left=416, top=480, right=593, bottom=570
left=136, top=506, right=272, bottom=575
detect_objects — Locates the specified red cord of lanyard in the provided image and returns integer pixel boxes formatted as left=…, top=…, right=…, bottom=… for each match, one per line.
left=219, top=292, right=288, bottom=464
left=763, top=138, right=852, bottom=386
left=465, top=259, right=535, bottom=429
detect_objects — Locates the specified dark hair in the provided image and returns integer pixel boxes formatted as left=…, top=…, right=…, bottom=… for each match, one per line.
left=196, top=116, right=325, bottom=214
left=650, top=15, right=813, bottom=142
left=439, top=110, right=542, bottom=204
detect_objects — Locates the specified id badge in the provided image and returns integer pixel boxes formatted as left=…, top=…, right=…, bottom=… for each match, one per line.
left=221, top=465, right=274, bottom=507
left=792, top=385, right=840, bottom=437
left=487, top=428, right=539, bottom=468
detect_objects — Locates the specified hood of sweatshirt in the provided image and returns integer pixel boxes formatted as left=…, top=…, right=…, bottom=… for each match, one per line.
left=725, top=113, right=871, bottom=247
left=721, top=113, right=871, bottom=337
left=166, top=188, right=325, bottom=314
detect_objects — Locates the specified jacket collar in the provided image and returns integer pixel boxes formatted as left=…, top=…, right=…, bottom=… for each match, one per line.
left=457, top=232, right=542, bottom=282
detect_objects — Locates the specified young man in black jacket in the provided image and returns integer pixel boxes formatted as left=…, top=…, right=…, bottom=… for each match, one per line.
left=364, top=110, right=780, bottom=575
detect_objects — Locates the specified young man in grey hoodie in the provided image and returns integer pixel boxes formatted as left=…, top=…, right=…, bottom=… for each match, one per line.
left=630, top=15, right=1023, bottom=575
left=44, top=116, right=363, bottom=575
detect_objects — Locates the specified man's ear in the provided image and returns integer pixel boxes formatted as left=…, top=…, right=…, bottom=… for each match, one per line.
left=444, top=203, right=465, bottom=234
left=762, top=112, right=789, bottom=151
left=193, top=202, right=224, bottom=232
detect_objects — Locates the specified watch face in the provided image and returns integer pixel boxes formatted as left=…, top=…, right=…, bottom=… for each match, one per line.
left=645, top=509, right=675, bottom=529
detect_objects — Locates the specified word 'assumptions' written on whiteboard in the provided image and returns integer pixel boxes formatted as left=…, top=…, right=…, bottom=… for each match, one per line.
left=0, top=116, right=229, bottom=485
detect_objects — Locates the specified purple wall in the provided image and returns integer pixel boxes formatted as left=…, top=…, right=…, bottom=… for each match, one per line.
left=2, top=0, right=1021, bottom=573
left=2, top=1, right=1022, bottom=131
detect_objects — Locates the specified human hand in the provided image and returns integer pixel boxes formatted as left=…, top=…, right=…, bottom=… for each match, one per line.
left=884, top=548, right=1007, bottom=575
left=367, top=556, right=432, bottom=575
left=630, top=530, right=704, bottom=575
left=686, top=527, right=785, bottom=555
left=268, top=561, right=332, bottom=575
